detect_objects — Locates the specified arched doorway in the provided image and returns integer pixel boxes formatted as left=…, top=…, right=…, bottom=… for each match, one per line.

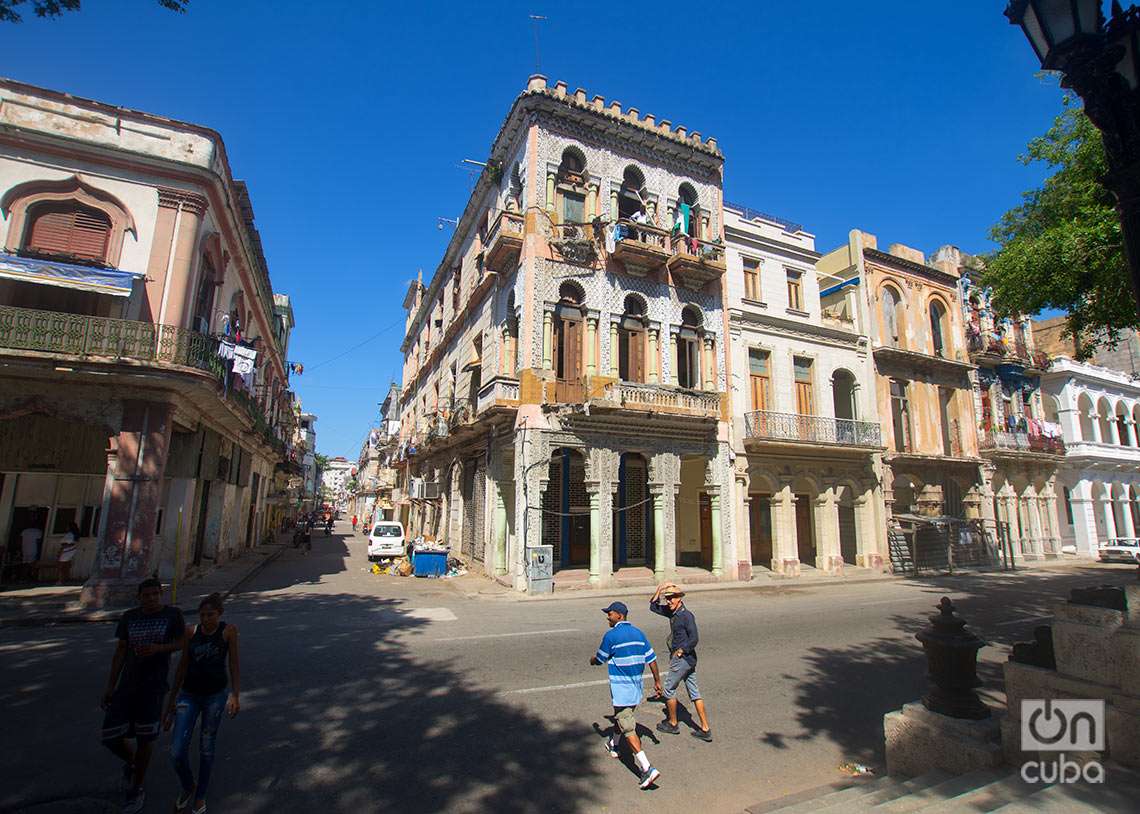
left=542, top=448, right=589, bottom=567
left=615, top=453, right=651, bottom=569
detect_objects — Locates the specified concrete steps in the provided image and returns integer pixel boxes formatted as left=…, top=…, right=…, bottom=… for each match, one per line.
left=744, top=762, right=1140, bottom=813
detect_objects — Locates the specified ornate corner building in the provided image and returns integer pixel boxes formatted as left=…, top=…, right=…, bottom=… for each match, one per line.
left=0, top=79, right=298, bottom=605
left=394, top=76, right=736, bottom=589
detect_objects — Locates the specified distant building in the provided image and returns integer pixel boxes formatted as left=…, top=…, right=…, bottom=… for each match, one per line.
left=321, top=457, right=354, bottom=506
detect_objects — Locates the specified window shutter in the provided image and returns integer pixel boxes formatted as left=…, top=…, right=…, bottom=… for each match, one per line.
left=27, top=204, right=111, bottom=262
left=631, top=330, right=645, bottom=383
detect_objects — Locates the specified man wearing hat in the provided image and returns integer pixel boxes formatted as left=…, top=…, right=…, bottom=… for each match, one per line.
left=650, top=582, right=712, bottom=741
left=590, top=601, right=664, bottom=789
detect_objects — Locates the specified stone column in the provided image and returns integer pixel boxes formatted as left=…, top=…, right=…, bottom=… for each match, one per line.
left=546, top=171, right=556, bottom=213
left=1102, top=494, right=1119, bottom=541
left=154, top=189, right=208, bottom=329
left=668, top=334, right=678, bottom=385
left=82, top=401, right=175, bottom=608
left=585, top=317, right=598, bottom=376
left=1090, top=409, right=1104, bottom=443
left=650, top=483, right=666, bottom=580
left=1070, top=481, right=1099, bottom=556
left=542, top=310, right=553, bottom=369
left=814, top=485, right=842, bottom=574
left=609, top=322, right=619, bottom=378
left=772, top=479, right=800, bottom=576
left=610, top=189, right=619, bottom=222
left=707, top=486, right=723, bottom=577
left=586, top=479, right=615, bottom=586
left=855, top=490, right=883, bottom=570
left=494, top=486, right=508, bottom=576
left=737, top=476, right=753, bottom=579
left=587, top=184, right=598, bottom=220
left=1119, top=486, right=1136, bottom=538
left=648, top=329, right=659, bottom=384
left=701, top=337, right=714, bottom=390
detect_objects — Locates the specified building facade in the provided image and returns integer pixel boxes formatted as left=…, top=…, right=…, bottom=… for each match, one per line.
left=321, top=457, right=354, bottom=509
left=1037, top=339, right=1140, bottom=556
left=950, top=249, right=1064, bottom=559
left=818, top=231, right=985, bottom=527
left=0, top=79, right=295, bottom=604
left=396, top=76, right=736, bottom=590
left=724, top=203, right=886, bottom=576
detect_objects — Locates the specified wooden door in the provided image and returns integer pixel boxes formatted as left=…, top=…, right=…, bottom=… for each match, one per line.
left=630, top=330, right=645, bottom=383
left=795, top=495, right=815, bottom=564
left=795, top=380, right=814, bottom=415
left=750, top=495, right=773, bottom=568
left=699, top=493, right=712, bottom=569
left=750, top=374, right=769, bottom=411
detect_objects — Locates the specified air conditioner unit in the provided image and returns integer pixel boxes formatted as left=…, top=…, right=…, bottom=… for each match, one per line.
left=424, top=481, right=442, bottom=500
left=410, top=477, right=426, bottom=499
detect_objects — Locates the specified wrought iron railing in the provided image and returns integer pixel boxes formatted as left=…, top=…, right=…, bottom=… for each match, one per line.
left=669, top=232, right=725, bottom=265
left=978, top=429, right=1065, bottom=455
left=604, top=381, right=721, bottom=414
left=613, top=220, right=670, bottom=252
left=744, top=410, right=882, bottom=446
left=0, top=304, right=284, bottom=453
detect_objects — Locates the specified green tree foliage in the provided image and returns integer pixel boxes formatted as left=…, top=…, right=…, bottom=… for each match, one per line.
left=0, top=0, right=187, bottom=23
left=314, top=453, right=330, bottom=472
left=986, top=98, right=1136, bottom=356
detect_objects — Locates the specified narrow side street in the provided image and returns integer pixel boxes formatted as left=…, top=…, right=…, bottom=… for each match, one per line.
left=1, top=521, right=1132, bottom=814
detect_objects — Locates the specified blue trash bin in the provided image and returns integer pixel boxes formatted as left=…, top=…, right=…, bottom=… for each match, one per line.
left=412, top=548, right=448, bottom=578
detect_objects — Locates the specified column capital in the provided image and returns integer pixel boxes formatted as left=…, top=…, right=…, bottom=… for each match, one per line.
left=157, top=186, right=208, bottom=215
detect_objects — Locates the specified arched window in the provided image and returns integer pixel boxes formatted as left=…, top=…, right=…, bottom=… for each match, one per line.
left=23, top=201, right=111, bottom=263
left=881, top=285, right=903, bottom=348
left=557, top=147, right=588, bottom=223
left=832, top=369, right=857, bottom=420
left=929, top=299, right=948, bottom=358
left=676, top=305, right=703, bottom=388
left=618, top=294, right=647, bottom=382
left=619, top=165, right=647, bottom=221
left=676, top=183, right=700, bottom=238
left=191, top=255, right=217, bottom=334
left=559, top=147, right=585, bottom=177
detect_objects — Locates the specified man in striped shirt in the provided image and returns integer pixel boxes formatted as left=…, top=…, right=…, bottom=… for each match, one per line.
left=590, top=601, right=664, bottom=789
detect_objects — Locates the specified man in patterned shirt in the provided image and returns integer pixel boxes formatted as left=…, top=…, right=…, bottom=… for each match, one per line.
left=590, top=601, right=664, bottom=789
left=101, top=578, right=186, bottom=813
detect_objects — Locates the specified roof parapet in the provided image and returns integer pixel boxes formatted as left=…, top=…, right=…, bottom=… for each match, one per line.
left=523, top=75, right=722, bottom=158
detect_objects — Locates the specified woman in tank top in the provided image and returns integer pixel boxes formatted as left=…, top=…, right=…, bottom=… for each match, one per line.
left=163, top=593, right=240, bottom=814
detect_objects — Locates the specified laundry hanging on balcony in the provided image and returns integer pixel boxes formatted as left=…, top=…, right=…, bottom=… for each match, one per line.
left=0, top=253, right=144, bottom=297
left=232, top=344, right=257, bottom=375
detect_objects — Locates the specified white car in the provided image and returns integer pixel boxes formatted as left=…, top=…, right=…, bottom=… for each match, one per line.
left=1098, top=539, right=1140, bottom=564
left=368, top=522, right=406, bottom=561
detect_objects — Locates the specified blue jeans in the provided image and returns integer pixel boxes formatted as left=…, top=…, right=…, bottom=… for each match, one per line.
left=170, top=690, right=227, bottom=800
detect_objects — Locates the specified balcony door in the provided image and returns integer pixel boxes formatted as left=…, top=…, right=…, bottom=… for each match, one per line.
left=749, top=349, right=770, bottom=411
left=553, top=304, right=583, bottom=383
left=618, top=320, right=645, bottom=383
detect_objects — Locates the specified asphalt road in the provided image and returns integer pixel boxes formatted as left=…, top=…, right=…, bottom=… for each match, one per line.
left=2, top=522, right=1134, bottom=814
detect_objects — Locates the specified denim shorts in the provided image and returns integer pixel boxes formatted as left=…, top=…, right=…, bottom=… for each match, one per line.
left=661, top=656, right=701, bottom=701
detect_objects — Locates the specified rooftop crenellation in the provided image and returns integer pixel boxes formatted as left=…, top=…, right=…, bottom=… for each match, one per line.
left=524, top=74, right=721, bottom=156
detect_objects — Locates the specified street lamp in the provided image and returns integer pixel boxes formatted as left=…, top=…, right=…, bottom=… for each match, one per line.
left=1006, top=1, right=1140, bottom=311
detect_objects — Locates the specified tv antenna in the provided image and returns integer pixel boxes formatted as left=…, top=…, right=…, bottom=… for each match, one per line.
left=529, top=15, right=546, bottom=74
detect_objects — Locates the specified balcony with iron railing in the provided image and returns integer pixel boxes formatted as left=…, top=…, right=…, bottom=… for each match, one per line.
left=0, top=303, right=285, bottom=455
left=476, top=376, right=521, bottom=414
left=744, top=410, right=882, bottom=448
left=484, top=210, right=524, bottom=272
left=978, top=428, right=1065, bottom=456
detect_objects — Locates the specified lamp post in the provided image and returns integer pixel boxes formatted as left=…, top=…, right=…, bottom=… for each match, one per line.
left=1005, top=1, right=1140, bottom=312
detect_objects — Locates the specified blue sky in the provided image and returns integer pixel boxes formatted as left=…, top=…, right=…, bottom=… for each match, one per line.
left=4, top=0, right=1069, bottom=456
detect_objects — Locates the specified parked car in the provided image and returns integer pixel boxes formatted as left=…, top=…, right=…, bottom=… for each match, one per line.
left=1098, top=539, right=1140, bottom=564
left=368, top=521, right=406, bottom=561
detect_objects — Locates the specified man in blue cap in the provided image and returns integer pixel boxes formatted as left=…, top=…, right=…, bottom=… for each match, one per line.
left=590, top=600, right=664, bottom=789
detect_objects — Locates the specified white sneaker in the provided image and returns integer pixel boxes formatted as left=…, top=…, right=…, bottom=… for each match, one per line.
left=638, top=767, right=660, bottom=789
left=603, top=739, right=619, bottom=758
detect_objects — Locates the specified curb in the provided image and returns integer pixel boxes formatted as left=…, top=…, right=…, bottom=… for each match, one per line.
left=0, top=544, right=288, bottom=628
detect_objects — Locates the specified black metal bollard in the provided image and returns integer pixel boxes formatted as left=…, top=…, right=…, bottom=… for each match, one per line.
left=915, top=596, right=990, bottom=720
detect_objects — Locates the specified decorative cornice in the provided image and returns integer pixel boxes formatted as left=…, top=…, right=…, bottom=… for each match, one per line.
left=724, top=225, right=820, bottom=264
left=157, top=186, right=208, bottom=215
left=729, top=308, right=859, bottom=347
left=864, top=248, right=958, bottom=288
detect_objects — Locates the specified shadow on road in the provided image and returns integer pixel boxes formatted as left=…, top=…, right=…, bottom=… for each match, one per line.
left=2, top=587, right=604, bottom=814
left=768, top=566, right=1136, bottom=769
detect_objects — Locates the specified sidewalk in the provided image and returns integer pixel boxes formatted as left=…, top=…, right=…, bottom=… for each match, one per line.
left=453, top=553, right=1119, bottom=602
left=0, top=534, right=290, bottom=627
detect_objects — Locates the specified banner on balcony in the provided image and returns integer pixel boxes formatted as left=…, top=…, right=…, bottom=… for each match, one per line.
left=0, top=253, right=144, bottom=297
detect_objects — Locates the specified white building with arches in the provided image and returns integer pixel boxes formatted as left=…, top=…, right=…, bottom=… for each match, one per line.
left=1040, top=355, right=1140, bottom=556
left=724, top=204, right=886, bottom=576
